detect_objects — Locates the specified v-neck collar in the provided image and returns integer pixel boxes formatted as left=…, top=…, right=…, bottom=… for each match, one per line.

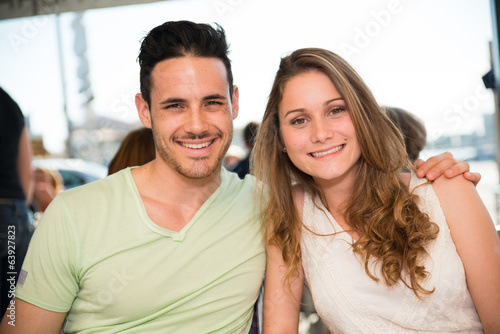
left=124, top=167, right=226, bottom=241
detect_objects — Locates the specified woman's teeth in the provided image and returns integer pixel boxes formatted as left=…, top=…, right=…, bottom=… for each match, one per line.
left=311, top=144, right=344, bottom=158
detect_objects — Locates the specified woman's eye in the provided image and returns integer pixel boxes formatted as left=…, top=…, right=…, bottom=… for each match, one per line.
left=292, top=118, right=306, bottom=125
left=330, top=107, right=345, bottom=114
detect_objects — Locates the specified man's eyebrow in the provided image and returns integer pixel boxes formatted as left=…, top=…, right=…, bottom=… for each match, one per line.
left=159, top=97, right=187, bottom=105
left=158, top=95, right=227, bottom=105
left=203, top=94, right=227, bottom=101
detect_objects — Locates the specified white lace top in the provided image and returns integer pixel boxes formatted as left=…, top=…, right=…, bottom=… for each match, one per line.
left=300, top=172, right=483, bottom=333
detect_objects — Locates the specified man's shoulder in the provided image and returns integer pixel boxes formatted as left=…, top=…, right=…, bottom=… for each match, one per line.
left=57, top=169, right=129, bottom=202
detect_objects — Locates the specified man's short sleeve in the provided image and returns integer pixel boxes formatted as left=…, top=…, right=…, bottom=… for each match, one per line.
left=15, top=196, right=79, bottom=312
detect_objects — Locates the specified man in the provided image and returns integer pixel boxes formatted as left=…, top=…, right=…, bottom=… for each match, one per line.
left=0, top=21, right=478, bottom=333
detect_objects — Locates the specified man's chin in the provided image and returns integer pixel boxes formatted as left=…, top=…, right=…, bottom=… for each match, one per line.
left=158, top=150, right=223, bottom=180
left=177, top=162, right=221, bottom=180
left=180, top=170, right=218, bottom=180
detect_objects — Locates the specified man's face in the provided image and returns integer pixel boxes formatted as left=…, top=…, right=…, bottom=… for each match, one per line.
left=137, top=56, right=239, bottom=179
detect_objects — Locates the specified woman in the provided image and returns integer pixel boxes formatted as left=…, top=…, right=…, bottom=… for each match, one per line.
left=252, top=48, right=500, bottom=333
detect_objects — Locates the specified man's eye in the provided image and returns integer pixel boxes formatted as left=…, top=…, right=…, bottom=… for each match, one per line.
left=166, top=103, right=182, bottom=109
left=206, top=101, right=222, bottom=106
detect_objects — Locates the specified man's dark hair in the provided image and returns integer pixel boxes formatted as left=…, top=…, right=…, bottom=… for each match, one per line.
left=137, top=20, right=233, bottom=107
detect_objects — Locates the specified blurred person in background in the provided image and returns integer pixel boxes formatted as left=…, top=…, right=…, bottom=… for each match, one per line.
left=385, top=106, right=427, bottom=164
left=231, top=121, right=259, bottom=179
left=0, top=87, right=34, bottom=316
left=30, top=167, right=65, bottom=227
left=223, top=144, right=246, bottom=170
left=107, top=127, right=155, bottom=175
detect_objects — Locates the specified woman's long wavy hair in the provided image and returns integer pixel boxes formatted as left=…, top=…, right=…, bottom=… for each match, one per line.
left=251, top=48, right=439, bottom=298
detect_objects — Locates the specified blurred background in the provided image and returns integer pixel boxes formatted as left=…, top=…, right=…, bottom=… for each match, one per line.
left=0, top=0, right=495, bottom=156
left=0, top=1, right=499, bottom=331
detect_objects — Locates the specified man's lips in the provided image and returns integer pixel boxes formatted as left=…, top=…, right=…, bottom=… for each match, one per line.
left=309, top=144, right=345, bottom=158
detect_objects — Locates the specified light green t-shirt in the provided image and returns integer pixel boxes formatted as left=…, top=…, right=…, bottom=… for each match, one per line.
left=16, top=168, right=265, bottom=333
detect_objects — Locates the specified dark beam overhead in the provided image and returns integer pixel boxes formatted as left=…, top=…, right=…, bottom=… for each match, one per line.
left=0, top=0, right=167, bottom=20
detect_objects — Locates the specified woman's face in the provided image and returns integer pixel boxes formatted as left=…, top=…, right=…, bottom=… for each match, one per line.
left=278, top=70, right=361, bottom=186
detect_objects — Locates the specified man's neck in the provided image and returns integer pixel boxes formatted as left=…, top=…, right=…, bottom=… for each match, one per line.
left=131, top=159, right=222, bottom=231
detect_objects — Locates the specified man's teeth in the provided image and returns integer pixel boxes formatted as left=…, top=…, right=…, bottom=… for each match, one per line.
left=311, top=145, right=344, bottom=158
left=180, top=140, right=213, bottom=149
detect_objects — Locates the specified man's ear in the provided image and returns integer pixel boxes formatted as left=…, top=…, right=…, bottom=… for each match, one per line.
left=136, top=93, right=152, bottom=128
left=231, top=85, right=239, bottom=120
